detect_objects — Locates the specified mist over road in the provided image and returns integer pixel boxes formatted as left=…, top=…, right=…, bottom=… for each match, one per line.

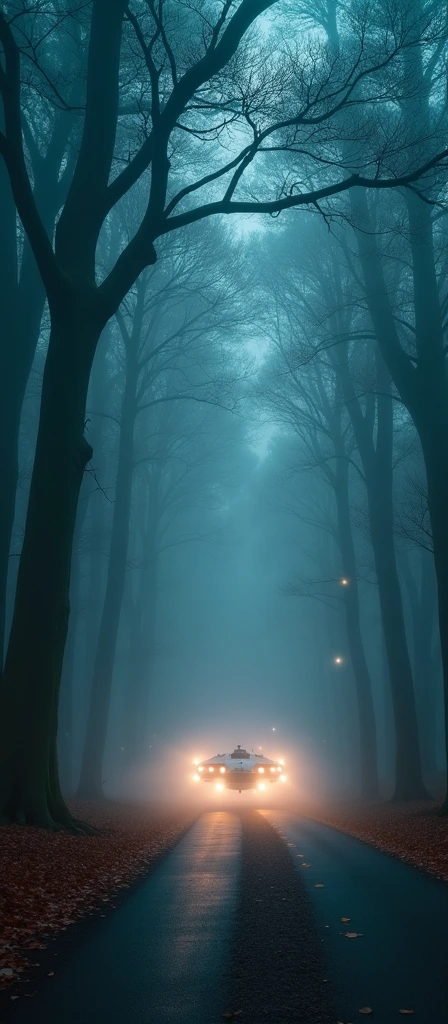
left=5, top=809, right=448, bottom=1024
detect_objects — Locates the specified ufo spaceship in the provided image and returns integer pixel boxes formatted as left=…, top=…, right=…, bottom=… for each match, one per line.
left=192, top=745, right=287, bottom=793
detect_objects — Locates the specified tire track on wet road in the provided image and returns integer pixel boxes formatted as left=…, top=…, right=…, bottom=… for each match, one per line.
left=224, top=810, right=334, bottom=1024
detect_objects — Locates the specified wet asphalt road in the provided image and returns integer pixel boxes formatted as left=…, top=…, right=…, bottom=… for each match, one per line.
left=264, top=810, right=448, bottom=1022
left=6, top=812, right=242, bottom=1024
left=5, top=808, right=448, bottom=1024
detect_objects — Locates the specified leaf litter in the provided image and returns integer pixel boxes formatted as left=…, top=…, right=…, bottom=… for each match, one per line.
left=304, top=800, right=448, bottom=882
left=0, top=801, right=192, bottom=991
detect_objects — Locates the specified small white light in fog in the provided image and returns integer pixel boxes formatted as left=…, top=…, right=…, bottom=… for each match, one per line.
left=334, top=656, right=343, bottom=665
left=193, top=774, right=200, bottom=782
left=278, top=759, right=284, bottom=765
left=193, top=759, right=199, bottom=766
left=220, top=766, right=226, bottom=774
left=198, top=766, right=204, bottom=772
left=280, top=774, right=287, bottom=783
left=209, top=767, right=214, bottom=772
left=340, top=578, right=349, bottom=586
left=258, top=767, right=265, bottom=774
left=258, top=783, right=266, bottom=791
left=272, top=727, right=276, bottom=731
left=270, top=767, right=276, bottom=773
left=216, top=783, right=224, bottom=792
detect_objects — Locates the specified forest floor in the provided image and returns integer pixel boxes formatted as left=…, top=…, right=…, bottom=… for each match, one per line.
left=0, top=801, right=194, bottom=997
left=303, top=799, right=448, bottom=882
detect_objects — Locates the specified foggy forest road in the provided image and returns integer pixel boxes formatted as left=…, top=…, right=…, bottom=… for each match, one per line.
left=5, top=808, right=448, bottom=1024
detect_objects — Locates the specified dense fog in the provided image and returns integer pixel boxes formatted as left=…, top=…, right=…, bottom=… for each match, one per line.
left=1, top=0, right=448, bottom=827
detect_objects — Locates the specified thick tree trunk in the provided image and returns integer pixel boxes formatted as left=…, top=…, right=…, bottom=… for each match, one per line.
left=0, top=128, right=74, bottom=666
left=82, top=340, right=110, bottom=687
left=83, top=492, right=105, bottom=681
left=58, top=474, right=92, bottom=795
left=0, top=308, right=98, bottom=828
left=77, top=352, right=138, bottom=799
left=334, top=455, right=379, bottom=800
left=58, top=544, right=80, bottom=796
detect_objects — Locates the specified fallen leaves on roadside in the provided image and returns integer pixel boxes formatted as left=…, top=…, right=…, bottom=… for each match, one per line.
left=344, top=932, right=363, bottom=939
left=359, top=1008, right=373, bottom=1015
left=341, top=917, right=350, bottom=923
left=399, top=1011, right=414, bottom=1015
left=0, top=802, right=193, bottom=991
left=314, top=883, right=325, bottom=888
left=301, top=863, right=311, bottom=868
left=304, top=800, right=448, bottom=883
